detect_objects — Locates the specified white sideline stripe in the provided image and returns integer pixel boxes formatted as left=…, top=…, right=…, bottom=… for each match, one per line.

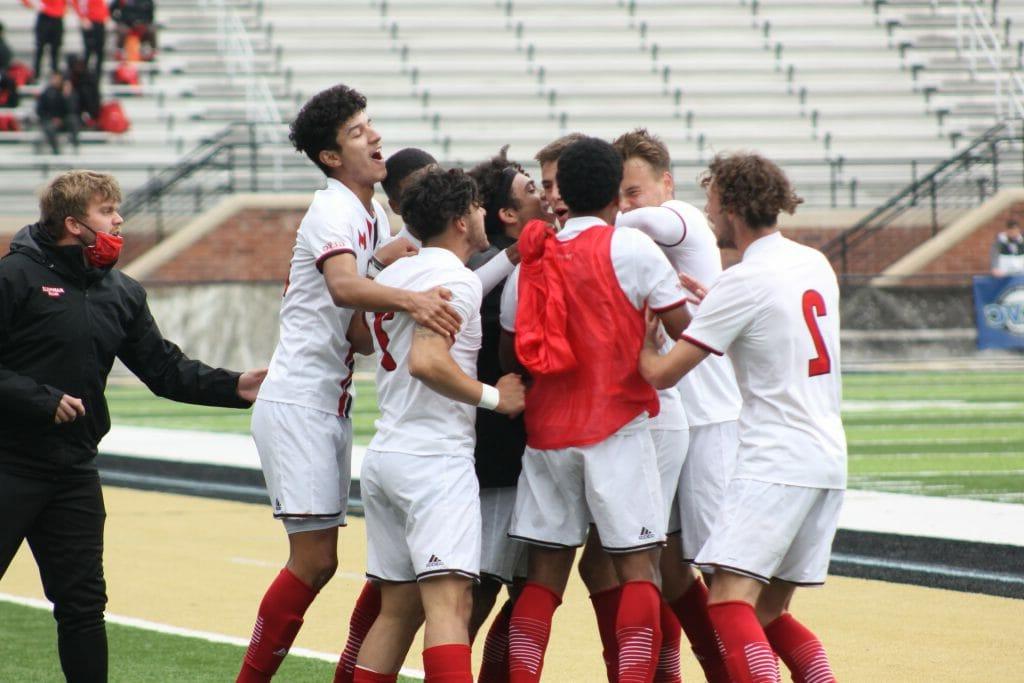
left=98, top=426, right=1024, bottom=548
left=830, top=554, right=1024, bottom=585
left=0, top=593, right=426, bottom=679
left=99, top=425, right=368, bottom=475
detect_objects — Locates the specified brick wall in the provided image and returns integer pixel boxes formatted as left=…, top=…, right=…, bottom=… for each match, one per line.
left=922, top=201, right=1024, bottom=275
left=145, top=208, right=307, bottom=283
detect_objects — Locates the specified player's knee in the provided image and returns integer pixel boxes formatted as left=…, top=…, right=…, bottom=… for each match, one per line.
left=291, top=553, right=338, bottom=590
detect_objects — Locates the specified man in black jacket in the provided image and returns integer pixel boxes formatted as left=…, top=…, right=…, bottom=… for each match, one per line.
left=0, top=170, right=266, bottom=682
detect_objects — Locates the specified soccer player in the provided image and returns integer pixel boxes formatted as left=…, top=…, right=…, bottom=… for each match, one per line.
left=533, top=133, right=584, bottom=227
left=335, top=148, right=526, bottom=683
left=237, top=85, right=461, bottom=683
left=466, top=146, right=553, bottom=682
left=613, top=128, right=743, bottom=681
left=502, top=137, right=691, bottom=683
left=639, top=153, right=844, bottom=683
left=354, top=167, right=525, bottom=683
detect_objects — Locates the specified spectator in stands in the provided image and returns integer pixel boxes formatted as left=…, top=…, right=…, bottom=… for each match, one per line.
left=22, top=0, right=68, bottom=83
left=66, top=54, right=100, bottom=124
left=36, top=70, right=80, bottom=154
left=0, top=22, right=13, bottom=73
left=991, top=219, right=1024, bottom=277
left=0, top=72, right=18, bottom=110
left=110, top=0, right=156, bottom=61
left=0, top=25, right=18, bottom=110
left=76, top=0, right=109, bottom=78
left=0, top=170, right=266, bottom=683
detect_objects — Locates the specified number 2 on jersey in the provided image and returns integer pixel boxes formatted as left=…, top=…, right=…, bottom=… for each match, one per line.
left=373, top=312, right=397, bottom=371
left=801, top=290, right=832, bottom=377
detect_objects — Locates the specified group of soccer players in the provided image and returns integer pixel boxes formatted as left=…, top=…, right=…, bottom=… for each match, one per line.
left=233, top=83, right=846, bottom=683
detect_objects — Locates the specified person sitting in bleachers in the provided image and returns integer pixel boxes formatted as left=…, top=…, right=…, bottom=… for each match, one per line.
left=110, top=0, right=156, bottom=61
left=66, top=54, right=100, bottom=124
left=36, top=70, right=79, bottom=153
left=0, top=22, right=13, bottom=73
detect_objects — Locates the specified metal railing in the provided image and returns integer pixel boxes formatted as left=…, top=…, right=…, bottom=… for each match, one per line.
left=957, top=0, right=1024, bottom=120
left=200, top=0, right=286, bottom=186
left=821, top=120, right=1024, bottom=274
left=119, top=122, right=310, bottom=237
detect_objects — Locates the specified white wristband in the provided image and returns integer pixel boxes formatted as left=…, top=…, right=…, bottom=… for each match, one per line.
left=478, top=383, right=500, bottom=411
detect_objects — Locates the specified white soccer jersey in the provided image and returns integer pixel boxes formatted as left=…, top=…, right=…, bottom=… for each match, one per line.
left=258, top=178, right=390, bottom=416
left=499, top=217, right=688, bottom=430
left=369, top=247, right=484, bottom=457
left=682, top=232, right=847, bottom=489
left=617, top=201, right=742, bottom=426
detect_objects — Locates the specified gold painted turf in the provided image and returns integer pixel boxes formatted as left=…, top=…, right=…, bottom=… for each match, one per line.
left=3, top=487, right=1022, bottom=681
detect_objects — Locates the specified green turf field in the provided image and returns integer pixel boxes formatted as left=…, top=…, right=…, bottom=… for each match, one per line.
left=0, top=600, right=418, bottom=683
left=105, top=370, right=1024, bottom=504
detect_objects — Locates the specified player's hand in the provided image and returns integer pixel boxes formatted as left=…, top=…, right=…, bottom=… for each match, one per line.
left=495, top=373, right=526, bottom=417
left=504, top=242, right=521, bottom=266
left=54, top=394, right=85, bottom=424
left=992, top=269, right=1007, bottom=278
left=81, top=18, right=93, bottom=29
left=643, top=308, right=664, bottom=351
left=679, top=272, right=708, bottom=302
left=236, top=368, right=268, bottom=403
left=374, top=237, right=418, bottom=267
left=408, top=287, right=461, bottom=337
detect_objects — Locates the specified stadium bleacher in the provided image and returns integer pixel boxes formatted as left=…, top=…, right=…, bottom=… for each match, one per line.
left=0, top=0, right=1021, bottom=221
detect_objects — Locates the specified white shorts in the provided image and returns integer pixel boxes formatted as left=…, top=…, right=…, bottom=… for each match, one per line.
left=480, top=487, right=527, bottom=584
left=679, top=420, right=739, bottom=561
left=652, top=428, right=689, bottom=535
left=251, top=398, right=351, bottom=530
left=362, top=450, right=481, bottom=583
left=694, top=479, right=844, bottom=585
left=509, top=419, right=665, bottom=553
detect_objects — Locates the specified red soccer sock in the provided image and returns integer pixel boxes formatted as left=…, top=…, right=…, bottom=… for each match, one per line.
left=423, top=643, right=473, bottom=683
left=334, top=581, right=383, bottom=683
left=589, top=585, right=622, bottom=682
left=352, top=666, right=398, bottom=683
left=653, top=599, right=682, bottom=683
left=764, top=613, right=836, bottom=683
left=671, top=579, right=729, bottom=682
left=479, top=600, right=512, bottom=683
left=237, top=568, right=318, bottom=682
left=615, top=581, right=663, bottom=683
left=508, top=582, right=562, bottom=683
left=706, top=601, right=779, bottom=683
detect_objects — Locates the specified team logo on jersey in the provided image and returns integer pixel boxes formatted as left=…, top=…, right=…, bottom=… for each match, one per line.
left=983, top=285, right=1024, bottom=336
left=358, top=231, right=367, bottom=249
left=426, top=554, right=445, bottom=569
left=639, top=526, right=655, bottom=541
left=274, top=498, right=282, bottom=512
left=273, top=647, right=289, bottom=657
left=41, top=286, right=65, bottom=298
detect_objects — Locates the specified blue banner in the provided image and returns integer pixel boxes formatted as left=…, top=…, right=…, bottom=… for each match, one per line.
left=974, top=275, right=1024, bottom=349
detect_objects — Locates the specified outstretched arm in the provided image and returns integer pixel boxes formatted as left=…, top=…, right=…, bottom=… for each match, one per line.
left=322, top=252, right=462, bottom=336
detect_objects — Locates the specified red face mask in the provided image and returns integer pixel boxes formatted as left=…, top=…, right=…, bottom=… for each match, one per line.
left=77, top=220, right=124, bottom=268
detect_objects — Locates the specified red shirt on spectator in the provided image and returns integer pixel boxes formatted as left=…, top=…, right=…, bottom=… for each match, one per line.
left=76, top=0, right=109, bottom=21
left=22, top=0, right=67, bottom=19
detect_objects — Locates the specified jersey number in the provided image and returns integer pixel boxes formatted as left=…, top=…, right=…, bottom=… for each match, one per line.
left=373, top=312, right=397, bottom=371
left=801, top=290, right=832, bottom=377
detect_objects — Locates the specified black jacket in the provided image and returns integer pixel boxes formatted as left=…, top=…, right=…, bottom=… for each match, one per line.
left=0, top=223, right=249, bottom=476
left=468, top=235, right=526, bottom=489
